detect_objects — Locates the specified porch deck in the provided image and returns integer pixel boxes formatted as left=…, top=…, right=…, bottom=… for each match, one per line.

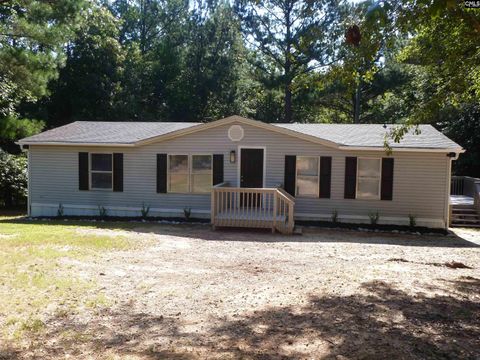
left=211, top=183, right=295, bottom=234
left=450, top=195, right=474, bottom=206
left=450, top=176, right=480, bottom=227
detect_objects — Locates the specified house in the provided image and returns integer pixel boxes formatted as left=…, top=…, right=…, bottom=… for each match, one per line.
left=17, top=115, right=463, bottom=233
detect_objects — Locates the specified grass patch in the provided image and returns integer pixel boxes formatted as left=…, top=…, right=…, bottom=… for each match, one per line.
left=0, top=216, right=142, bottom=341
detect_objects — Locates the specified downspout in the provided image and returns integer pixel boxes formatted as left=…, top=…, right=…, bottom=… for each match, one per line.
left=445, top=157, right=452, bottom=229
left=445, top=152, right=460, bottom=229
left=19, top=144, right=31, bottom=217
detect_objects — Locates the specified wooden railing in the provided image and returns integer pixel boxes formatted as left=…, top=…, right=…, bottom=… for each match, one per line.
left=211, top=182, right=295, bottom=234
left=451, top=176, right=480, bottom=197
left=450, top=175, right=480, bottom=215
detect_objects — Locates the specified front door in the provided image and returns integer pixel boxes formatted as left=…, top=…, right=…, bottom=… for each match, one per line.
left=240, top=148, right=264, bottom=188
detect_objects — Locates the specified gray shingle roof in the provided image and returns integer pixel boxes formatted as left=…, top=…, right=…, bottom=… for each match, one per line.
left=19, top=121, right=200, bottom=144
left=18, top=119, right=462, bottom=150
left=276, top=123, right=461, bottom=149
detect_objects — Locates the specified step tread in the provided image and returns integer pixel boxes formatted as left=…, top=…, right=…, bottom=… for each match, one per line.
left=451, top=224, right=480, bottom=228
left=451, top=219, right=480, bottom=222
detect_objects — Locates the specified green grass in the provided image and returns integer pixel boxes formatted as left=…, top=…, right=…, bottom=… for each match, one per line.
left=0, top=216, right=140, bottom=341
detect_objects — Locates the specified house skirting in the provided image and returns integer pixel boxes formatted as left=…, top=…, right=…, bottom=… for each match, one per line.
left=30, top=202, right=445, bottom=229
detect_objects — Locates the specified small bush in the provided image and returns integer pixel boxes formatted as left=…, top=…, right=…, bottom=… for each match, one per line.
left=331, top=209, right=338, bottom=223
left=0, top=149, right=28, bottom=208
left=98, top=206, right=108, bottom=218
left=183, top=207, right=191, bottom=221
left=369, top=211, right=380, bottom=225
left=141, top=203, right=150, bottom=218
left=57, top=203, right=64, bottom=217
left=408, top=214, right=417, bottom=228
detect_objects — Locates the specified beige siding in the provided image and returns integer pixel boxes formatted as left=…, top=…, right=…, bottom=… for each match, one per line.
left=29, top=121, right=449, bottom=227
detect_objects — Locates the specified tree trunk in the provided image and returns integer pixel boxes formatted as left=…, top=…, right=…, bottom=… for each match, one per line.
left=285, top=80, right=292, bottom=123
left=284, top=1, right=293, bottom=123
left=353, top=80, right=361, bottom=124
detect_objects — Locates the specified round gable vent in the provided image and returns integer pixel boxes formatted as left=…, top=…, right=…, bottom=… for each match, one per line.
left=228, top=125, right=244, bottom=142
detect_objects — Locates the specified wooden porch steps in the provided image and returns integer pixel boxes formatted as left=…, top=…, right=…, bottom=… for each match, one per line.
left=451, top=205, right=480, bottom=228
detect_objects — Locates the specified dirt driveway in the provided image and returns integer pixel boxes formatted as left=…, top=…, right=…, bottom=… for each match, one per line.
left=8, top=225, right=480, bottom=359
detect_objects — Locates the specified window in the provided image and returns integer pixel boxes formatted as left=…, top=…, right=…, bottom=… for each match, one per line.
left=90, top=153, right=113, bottom=190
left=357, top=158, right=381, bottom=200
left=168, top=154, right=212, bottom=193
left=192, top=155, right=212, bottom=193
left=168, top=155, right=189, bottom=193
left=296, top=156, right=319, bottom=197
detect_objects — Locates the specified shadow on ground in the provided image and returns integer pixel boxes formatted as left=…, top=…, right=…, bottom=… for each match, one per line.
left=3, top=278, right=479, bottom=359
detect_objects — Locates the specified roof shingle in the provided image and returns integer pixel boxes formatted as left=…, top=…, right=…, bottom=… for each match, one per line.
left=18, top=119, right=462, bottom=150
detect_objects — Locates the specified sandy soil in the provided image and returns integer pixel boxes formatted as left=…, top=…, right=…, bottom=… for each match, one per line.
left=6, top=225, right=480, bottom=359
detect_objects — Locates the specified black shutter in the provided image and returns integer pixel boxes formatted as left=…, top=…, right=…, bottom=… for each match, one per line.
left=381, top=158, right=394, bottom=200
left=212, top=154, right=224, bottom=185
left=113, top=153, right=123, bottom=192
left=79, top=152, right=89, bottom=191
left=157, top=154, right=167, bottom=193
left=284, top=155, right=296, bottom=196
left=320, top=156, right=332, bottom=198
left=344, top=157, right=357, bottom=199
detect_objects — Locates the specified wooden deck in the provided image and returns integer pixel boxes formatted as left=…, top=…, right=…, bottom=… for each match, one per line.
left=450, top=195, right=474, bottom=206
left=211, top=183, right=295, bottom=234
left=450, top=176, right=480, bottom=227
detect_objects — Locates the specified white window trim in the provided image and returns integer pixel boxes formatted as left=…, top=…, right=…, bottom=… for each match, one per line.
left=167, top=154, right=213, bottom=194
left=356, top=157, right=382, bottom=200
left=295, top=156, right=320, bottom=198
left=89, top=152, right=113, bottom=191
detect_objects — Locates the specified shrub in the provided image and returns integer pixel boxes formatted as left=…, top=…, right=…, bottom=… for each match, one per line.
left=140, top=203, right=150, bottom=218
left=0, top=149, right=27, bottom=208
left=331, top=209, right=338, bottom=223
left=408, top=214, right=417, bottom=228
left=57, top=203, right=64, bottom=217
left=98, top=206, right=108, bottom=218
left=368, top=211, right=380, bottom=225
left=183, top=207, right=191, bottom=221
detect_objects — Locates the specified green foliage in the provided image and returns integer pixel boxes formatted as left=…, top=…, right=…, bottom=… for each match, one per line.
left=57, top=204, right=65, bottom=217
left=0, top=116, right=44, bottom=152
left=183, top=207, right=191, bottom=221
left=439, top=103, right=480, bottom=177
left=0, top=149, right=28, bottom=208
left=140, top=203, right=150, bottom=218
left=0, top=0, right=478, bottom=179
left=46, top=4, right=125, bottom=125
left=331, top=209, right=338, bottom=224
left=0, top=0, right=86, bottom=116
left=235, top=0, right=346, bottom=122
left=98, top=206, right=108, bottom=218
left=408, top=214, right=416, bottom=228
left=368, top=211, right=380, bottom=225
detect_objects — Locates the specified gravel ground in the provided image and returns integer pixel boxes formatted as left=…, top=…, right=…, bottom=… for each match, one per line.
left=8, top=225, right=480, bottom=359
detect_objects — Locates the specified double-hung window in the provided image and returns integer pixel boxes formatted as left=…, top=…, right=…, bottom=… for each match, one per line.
left=90, top=153, right=113, bottom=190
left=357, top=158, right=381, bottom=200
left=191, top=155, right=212, bottom=193
left=168, top=154, right=212, bottom=193
left=168, top=155, right=189, bottom=193
left=296, top=156, right=319, bottom=197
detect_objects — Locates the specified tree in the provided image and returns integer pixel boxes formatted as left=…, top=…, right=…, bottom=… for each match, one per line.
left=0, top=149, right=27, bottom=208
left=235, top=0, right=346, bottom=122
left=45, top=5, right=125, bottom=126
left=179, top=1, right=246, bottom=121
left=396, top=2, right=480, bottom=123
left=0, top=0, right=86, bottom=150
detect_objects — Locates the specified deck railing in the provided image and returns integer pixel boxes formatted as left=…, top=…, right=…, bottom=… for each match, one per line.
left=451, top=176, right=480, bottom=211
left=211, top=182, right=295, bottom=234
